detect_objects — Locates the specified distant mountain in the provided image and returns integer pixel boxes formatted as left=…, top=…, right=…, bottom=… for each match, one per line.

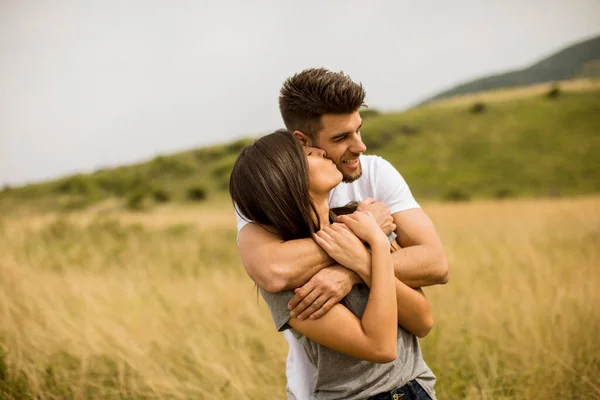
left=423, top=35, right=600, bottom=103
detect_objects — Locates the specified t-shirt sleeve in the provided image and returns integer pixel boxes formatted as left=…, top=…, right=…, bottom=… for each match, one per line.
left=234, top=203, right=252, bottom=243
left=373, top=157, right=420, bottom=214
left=259, top=288, right=295, bottom=332
left=235, top=204, right=250, bottom=230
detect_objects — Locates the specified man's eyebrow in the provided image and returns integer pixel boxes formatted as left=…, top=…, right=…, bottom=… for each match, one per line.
left=331, top=122, right=362, bottom=141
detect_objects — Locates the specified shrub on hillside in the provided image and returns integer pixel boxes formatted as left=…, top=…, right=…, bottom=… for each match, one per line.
left=126, top=191, right=149, bottom=211
left=211, top=155, right=237, bottom=191
left=494, top=188, right=515, bottom=199
left=60, top=197, right=98, bottom=212
left=359, top=108, right=380, bottom=119
left=363, top=134, right=384, bottom=151
left=149, top=156, right=195, bottom=178
left=364, top=125, right=418, bottom=151
left=151, top=187, right=171, bottom=203
left=443, top=189, right=471, bottom=202
left=547, top=84, right=561, bottom=99
left=92, top=168, right=154, bottom=197
left=55, top=175, right=98, bottom=196
left=93, top=170, right=147, bottom=197
left=195, top=147, right=227, bottom=163
left=225, top=138, right=254, bottom=154
left=186, top=185, right=207, bottom=201
left=399, top=125, right=419, bottom=136
left=470, top=102, right=486, bottom=114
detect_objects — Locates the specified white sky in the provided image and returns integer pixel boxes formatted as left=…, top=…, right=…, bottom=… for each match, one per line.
left=1, top=0, right=599, bottom=185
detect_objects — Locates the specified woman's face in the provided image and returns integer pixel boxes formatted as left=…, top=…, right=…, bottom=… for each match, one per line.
left=304, top=146, right=343, bottom=196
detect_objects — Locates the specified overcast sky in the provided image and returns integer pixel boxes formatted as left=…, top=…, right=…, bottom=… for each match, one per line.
left=1, top=0, right=599, bottom=186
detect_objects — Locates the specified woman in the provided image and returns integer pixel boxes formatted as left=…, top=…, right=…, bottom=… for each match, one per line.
left=230, top=130, right=436, bottom=400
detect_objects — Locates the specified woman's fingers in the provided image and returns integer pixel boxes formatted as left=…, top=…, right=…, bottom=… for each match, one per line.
left=330, top=222, right=351, bottom=232
left=338, top=214, right=360, bottom=231
left=313, top=232, right=333, bottom=251
left=330, top=223, right=358, bottom=242
left=323, top=226, right=346, bottom=244
left=336, top=211, right=380, bottom=242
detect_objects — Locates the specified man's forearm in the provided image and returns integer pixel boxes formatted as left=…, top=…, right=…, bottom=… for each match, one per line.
left=391, top=244, right=448, bottom=288
left=239, top=224, right=336, bottom=293
left=269, top=238, right=336, bottom=291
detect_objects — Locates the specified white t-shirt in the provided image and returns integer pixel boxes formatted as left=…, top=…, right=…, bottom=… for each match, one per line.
left=236, top=154, right=420, bottom=400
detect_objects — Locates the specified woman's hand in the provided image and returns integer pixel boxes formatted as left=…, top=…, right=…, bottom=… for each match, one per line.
left=313, top=223, right=370, bottom=276
left=337, top=211, right=388, bottom=245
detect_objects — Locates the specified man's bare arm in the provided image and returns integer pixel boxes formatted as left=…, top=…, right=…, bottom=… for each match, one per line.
left=238, top=223, right=336, bottom=293
left=390, top=208, right=449, bottom=288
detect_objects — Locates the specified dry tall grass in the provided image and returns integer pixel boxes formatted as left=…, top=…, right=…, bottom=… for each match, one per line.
left=1, top=196, right=599, bottom=399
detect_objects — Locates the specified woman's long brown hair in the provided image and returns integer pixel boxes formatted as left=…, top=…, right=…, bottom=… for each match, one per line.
left=229, top=130, right=322, bottom=241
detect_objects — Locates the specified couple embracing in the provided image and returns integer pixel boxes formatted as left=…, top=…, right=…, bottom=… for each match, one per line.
left=230, top=68, right=448, bottom=400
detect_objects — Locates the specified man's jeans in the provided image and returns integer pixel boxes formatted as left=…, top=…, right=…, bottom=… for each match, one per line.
left=367, top=380, right=433, bottom=400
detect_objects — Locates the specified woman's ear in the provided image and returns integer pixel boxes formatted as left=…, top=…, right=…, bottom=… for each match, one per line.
left=293, top=131, right=314, bottom=147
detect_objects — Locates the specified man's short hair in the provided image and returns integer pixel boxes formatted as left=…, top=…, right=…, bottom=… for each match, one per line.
left=279, top=68, right=366, bottom=142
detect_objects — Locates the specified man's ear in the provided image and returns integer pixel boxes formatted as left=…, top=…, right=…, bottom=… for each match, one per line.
left=293, top=131, right=314, bottom=147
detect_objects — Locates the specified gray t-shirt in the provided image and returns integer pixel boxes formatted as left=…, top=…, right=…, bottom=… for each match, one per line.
left=260, top=285, right=436, bottom=400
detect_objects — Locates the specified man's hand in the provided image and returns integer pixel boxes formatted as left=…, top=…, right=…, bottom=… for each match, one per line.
left=357, top=198, right=396, bottom=236
left=287, top=265, right=360, bottom=321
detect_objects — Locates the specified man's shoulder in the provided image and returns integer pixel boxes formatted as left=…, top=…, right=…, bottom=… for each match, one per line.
left=360, top=154, right=387, bottom=165
left=336, top=155, right=391, bottom=193
left=360, top=154, right=396, bottom=176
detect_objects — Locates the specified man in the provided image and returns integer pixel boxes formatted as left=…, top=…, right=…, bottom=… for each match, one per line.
left=236, top=68, right=448, bottom=399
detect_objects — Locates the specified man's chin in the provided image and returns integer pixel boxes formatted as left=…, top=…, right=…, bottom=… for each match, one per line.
left=341, top=164, right=362, bottom=183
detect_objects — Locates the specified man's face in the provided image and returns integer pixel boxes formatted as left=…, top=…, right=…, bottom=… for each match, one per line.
left=309, top=111, right=367, bottom=183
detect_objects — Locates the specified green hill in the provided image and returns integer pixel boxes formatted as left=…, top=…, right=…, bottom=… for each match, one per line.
left=422, top=35, right=600, bottom=103
left=1, top=85, right=599, bottom=212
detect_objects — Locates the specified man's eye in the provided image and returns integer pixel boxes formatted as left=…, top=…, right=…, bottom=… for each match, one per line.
left=308, top=152, right=312, bottom=156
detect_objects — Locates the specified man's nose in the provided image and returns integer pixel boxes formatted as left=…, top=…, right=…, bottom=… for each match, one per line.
left=349, top=133, right=367, bottom=154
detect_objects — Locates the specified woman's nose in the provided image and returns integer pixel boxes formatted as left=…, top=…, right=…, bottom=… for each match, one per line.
left=316, top=148, right=327, bottom=158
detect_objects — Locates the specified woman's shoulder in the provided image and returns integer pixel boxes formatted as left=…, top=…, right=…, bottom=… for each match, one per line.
left=258, top=288, right=295, bottom=332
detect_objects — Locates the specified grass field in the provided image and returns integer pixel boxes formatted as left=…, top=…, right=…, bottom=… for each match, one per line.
left=1, top=196, right=599, bottom=399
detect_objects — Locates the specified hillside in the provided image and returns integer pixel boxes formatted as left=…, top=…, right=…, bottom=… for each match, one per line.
left=422, top=35, right=600, bottom=103
left=1, top=83, right=599, bottom=212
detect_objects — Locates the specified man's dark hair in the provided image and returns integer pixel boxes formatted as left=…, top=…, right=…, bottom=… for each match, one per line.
left=279, top=68, right=366, bottom=142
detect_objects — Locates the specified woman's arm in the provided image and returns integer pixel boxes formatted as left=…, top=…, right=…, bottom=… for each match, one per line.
left=302, top=211, right=397, bottom=362
left=347, top=259, right=433, bottom=338
left=315, top=223, right=433, bottom=337
left=347, top=261, right=433, bottom=338
left=299, top=236, right=397, bottom=362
